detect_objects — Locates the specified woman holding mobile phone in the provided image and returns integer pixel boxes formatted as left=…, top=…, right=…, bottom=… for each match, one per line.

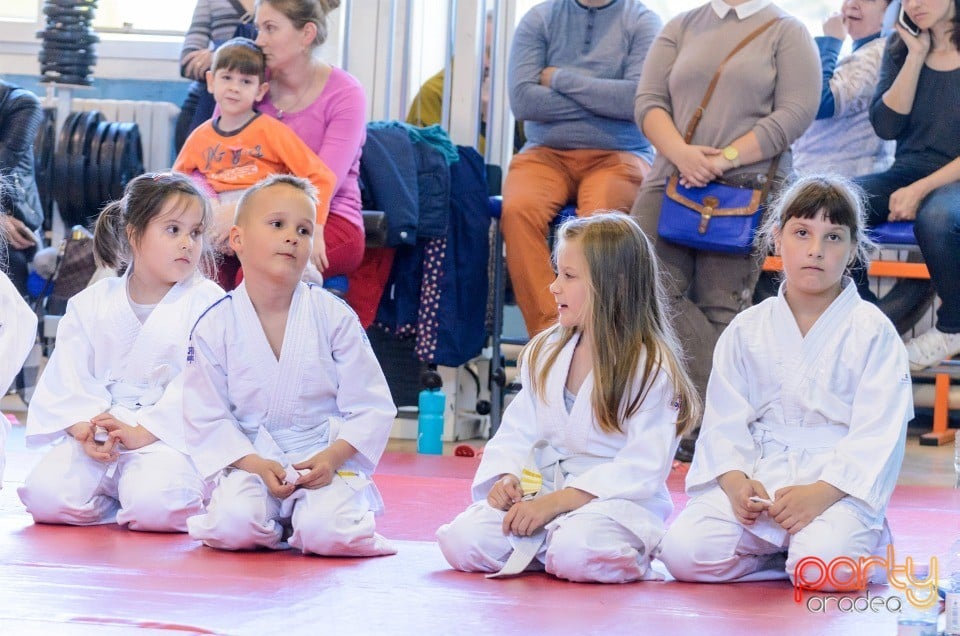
left=899, top=4, right=922, bottom=34
left=853, top=0, right=960, bottom=370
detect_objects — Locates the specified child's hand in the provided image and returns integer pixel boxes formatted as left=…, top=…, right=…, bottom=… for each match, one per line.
left=91, top=413, right=158, bottom=450
left=770, top=482, right=845, bottom=535
left=210, top=201, right=238, bottom=254
left=311, top=230, right=329, bottom=273
left=235, top=454, right=296, bottom=499
left=487, top=474, right=522, bottom=511
left=501, top=494, right=560, bottom=537
left=293, top=450, right=338, bottom=489
left=718, top=470, right=772, bottom=526
left=68, top=420, right=120, bottom=463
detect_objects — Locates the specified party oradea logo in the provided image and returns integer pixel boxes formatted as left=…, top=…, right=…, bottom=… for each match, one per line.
left=793, top=545, right=938, bottom=614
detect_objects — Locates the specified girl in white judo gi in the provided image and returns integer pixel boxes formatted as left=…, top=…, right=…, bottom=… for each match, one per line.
left=183, top=175, right=397, bottom=556
left=437, top=214, right=701, bottom=583
left=18, top=173, right=224, bottom=531
left=658, top=174, right=914, bottom=589
left=0, top=215, right=38, bottom=484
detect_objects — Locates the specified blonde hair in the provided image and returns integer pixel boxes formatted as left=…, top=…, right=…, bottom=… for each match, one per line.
left=523, top=213, right=700, bottom=436
left=757, top=173, right=875, bottom=270
left=234, top=173, right=317, bottom=225
left=256, top=0, right=341, bottom=48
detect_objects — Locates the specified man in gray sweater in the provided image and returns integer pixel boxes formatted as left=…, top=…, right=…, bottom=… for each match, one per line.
left=501, top=0, right=662, bottom=336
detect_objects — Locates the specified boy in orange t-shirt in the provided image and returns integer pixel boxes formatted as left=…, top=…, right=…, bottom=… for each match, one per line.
left=174, top=37, right=336, bottom=281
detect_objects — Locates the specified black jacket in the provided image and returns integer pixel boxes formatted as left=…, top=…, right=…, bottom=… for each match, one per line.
left=0, top=80, right=44, bottom=231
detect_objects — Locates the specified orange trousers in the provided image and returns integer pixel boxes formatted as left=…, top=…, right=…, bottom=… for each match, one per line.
left=501, top=147, right=650, bottom=335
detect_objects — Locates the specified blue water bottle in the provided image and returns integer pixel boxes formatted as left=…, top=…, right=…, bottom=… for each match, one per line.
left=418, top=370, right=444, bottom=455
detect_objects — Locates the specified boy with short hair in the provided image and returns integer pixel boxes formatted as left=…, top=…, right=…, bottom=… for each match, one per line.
left=183, top=174, right=397, bottom=556
left=173, top=37, right=335, bottom=273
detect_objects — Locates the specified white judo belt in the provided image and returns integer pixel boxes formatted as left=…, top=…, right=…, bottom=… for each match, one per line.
left=487, top=440, right=557, bottom=579
left=752, top=421, right=848, bottom=450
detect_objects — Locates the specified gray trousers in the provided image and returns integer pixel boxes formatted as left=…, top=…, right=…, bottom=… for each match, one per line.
left=632, top=183, right=763, bottom=423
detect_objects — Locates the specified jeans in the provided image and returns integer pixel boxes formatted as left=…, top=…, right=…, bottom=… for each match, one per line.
left=855, top=164, right=960, bottom=334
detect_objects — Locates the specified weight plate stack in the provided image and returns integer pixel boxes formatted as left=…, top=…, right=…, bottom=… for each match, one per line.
left=37, top=0, right=99, bottom=86
left=54, top=110, right=84, bottom=226
left=52, top=112, right=146, bottom=227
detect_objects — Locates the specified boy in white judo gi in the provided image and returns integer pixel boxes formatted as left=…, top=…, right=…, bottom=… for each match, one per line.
left=184, top=174, right=397, bottom=556
left=658, top=175, right=914, bottom=590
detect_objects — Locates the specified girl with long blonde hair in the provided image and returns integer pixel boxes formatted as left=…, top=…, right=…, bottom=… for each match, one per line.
left=437, top=213, right=699, bottom=583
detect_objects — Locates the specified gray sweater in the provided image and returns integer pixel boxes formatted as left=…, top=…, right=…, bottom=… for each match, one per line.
left=179, top=0, right=249, bottom=78
left=634, top=3, right=820, bottom=188
left=509, top=0, right=662, bottom=161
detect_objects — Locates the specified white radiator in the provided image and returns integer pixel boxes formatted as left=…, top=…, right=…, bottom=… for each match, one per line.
left=43, top=98, right=180, bottom=172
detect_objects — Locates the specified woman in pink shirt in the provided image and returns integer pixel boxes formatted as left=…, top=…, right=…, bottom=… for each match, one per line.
left=253, top=0, right=366, bottom=279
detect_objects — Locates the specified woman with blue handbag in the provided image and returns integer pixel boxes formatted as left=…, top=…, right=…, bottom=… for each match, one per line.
left=630, top=1, right=820, bottom=462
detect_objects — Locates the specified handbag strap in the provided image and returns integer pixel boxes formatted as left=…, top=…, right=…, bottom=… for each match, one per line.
left=225, top=0, right=253, bottom=23
left=682, top=17, right=782, bottom=143
left=680, top=17, right=783, bottom=201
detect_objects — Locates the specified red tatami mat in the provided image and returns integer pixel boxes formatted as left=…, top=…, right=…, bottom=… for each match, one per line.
left=1, top=443, right=957, bottom=634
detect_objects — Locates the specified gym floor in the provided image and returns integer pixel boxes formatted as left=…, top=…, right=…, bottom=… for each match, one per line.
left=1, top=394, right=957, bottom=635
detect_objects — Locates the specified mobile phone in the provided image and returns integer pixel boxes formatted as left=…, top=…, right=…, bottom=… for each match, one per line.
left=899, top=7, right=921, bottom=37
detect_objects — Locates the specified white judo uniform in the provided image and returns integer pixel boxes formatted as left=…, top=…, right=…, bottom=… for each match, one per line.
left=437, top=333, right=682, bottom=583
left=1, top=272, right=37, bottom=484
left=183, top=282, right=397, bottom=556
left=18, top=270, right=224, bottom=531
left=659, top=281, right=913, bottom=584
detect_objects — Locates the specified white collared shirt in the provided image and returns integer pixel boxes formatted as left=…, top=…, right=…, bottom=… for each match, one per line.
left=710, top=0, right=773, bottom=19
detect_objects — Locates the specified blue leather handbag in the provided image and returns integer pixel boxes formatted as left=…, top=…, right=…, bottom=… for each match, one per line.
left=656, top=17, right=782, bottom=255
left=659, top=176, right=764, bottom=255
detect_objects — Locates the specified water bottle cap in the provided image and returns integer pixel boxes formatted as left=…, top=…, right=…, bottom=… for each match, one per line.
left=421, top=369, right=443, bottom=390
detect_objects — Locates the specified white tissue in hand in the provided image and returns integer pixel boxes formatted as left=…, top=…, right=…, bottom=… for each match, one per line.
left=284, top=465, right=301, bottom=485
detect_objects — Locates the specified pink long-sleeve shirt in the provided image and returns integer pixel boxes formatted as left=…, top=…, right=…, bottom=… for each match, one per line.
left=258, top=66, right=366, bottom=232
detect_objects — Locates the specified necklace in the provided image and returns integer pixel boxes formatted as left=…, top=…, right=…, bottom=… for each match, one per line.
left=275, top=65, right=317, bottom=120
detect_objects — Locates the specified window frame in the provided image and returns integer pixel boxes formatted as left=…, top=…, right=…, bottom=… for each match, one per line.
left=0, top=2, right=187, bottom=79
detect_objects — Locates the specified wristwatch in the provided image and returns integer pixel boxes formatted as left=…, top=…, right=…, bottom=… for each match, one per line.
left=722, top=145, right=741, bottom=169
